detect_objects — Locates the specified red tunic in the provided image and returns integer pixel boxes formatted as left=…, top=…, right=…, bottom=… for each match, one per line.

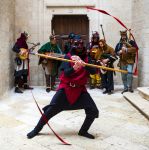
left=57, top=53, right=89, bottom=105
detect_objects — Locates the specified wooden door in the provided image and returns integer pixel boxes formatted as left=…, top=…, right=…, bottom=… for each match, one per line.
left=52, top=15, right=89, bottom=51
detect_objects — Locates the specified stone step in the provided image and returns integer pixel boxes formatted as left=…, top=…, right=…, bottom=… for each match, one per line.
left=137, top=87, right=149, bottom=101
left=123, top=91, right=149, bottom=120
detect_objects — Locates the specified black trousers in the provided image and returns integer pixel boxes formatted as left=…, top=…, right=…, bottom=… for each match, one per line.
left=45, top=74, right=56, bottom=88
left=15, top=75, right=28, bottom=87
left=101, top=71, right=114, bottom=92
left=34, top=88, right=99, bottom=133
left=14, top=69, right=28, bottom=87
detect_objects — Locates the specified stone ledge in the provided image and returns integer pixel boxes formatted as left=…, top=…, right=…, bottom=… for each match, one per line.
left=46, top=5, right=95, bottom=8
left=137, top=87, right=149, bottom=101
left=123, top=92, right=149, bottom=121
left=45, top=0, right=95, bottom=7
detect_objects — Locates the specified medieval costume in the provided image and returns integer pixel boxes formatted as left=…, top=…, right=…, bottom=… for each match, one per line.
left=64, top=32, right=75, bottom=54
left=12, top=32, right=33, bottom=93
left=115, top=30, right=137, bottom=94
left=88, top=32, right=101, bottom=89
left=38, top=35, right=62, bottom=92
left=98, top=39, right=117, bottom=94
left=27, top=39, right=99, bottom=139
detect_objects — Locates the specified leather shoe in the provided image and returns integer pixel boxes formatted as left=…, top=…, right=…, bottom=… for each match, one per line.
left=90, top=85, right=95, bottom=89
left=78, top=131, right=95, bottom=139
left=121, top=89, right=128, bottom=94
left=46, top=88, right=51, bottom=93
left=108, top=91, right=113, bottom=95
left=15, top=87, right=23, bottom=93
left=27, top=130, right=38, bottom=139
left=24, top=84, right=33, bottom=90
left=128, top=88, right=134, bottom=93
left=103, top=90, right=108, bottom=94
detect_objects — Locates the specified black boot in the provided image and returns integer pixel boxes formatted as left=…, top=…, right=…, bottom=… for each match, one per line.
left=27, top=129, right=39, bottom=139
left=108, top=90, right=113, bottom=95
left=90, top=85, right=95, bottom=89
left=78, top=117, right=95, bottom=139
left=103, top=89, right=108, bottom=94
left=96, top=84, right=101, bottom=89
left=51, top=76, right=56, bottom=91
left=46, top=88, right=51, bottom=93
left=121, top=88, right=128, bottom=94
left=128, top=88, right=134, bottom=93
left=15, top=87, right=23, bottom=93
left=45, top=75, right=51, bottom=92
left=78, top=132, right=95, bottom=139
left=24, top=84, right=33, bottom=90
left=27, top=118, right=45, bottom=139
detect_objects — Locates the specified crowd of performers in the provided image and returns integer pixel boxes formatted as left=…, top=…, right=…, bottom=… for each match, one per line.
left=12, top=30, right=137, bottom=140
left=13, top=30, right=137, bottom=95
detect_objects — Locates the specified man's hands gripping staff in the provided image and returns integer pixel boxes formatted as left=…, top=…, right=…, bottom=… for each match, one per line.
left=71, top=56, right=85, bottom=71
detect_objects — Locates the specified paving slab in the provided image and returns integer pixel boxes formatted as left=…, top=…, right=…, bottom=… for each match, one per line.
left=123, top=91, right=149, bottom=120
left=138, top=87, right=149, bottom=101
left=0, top=86, right=149, bottom=150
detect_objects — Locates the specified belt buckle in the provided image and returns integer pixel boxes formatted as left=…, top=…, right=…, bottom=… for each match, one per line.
left=69, top=82, right=76, bottom=87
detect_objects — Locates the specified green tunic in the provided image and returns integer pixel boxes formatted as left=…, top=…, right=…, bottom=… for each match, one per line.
left=38, top=42, right=61, bottom=54
left=38, top=42, right=62, bottom=76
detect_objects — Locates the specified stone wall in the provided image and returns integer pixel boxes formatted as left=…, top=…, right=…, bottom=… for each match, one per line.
left=99, top=0, right=132, bottom=45
left=132, top=0, right=149, bottom=86
left=0, top=0, right=15, bottom=97
left=15, top=0, right=45, bottom=86
left=14, top=0, right=133, bottom=86
left=0, top=0, right=147, bottom=97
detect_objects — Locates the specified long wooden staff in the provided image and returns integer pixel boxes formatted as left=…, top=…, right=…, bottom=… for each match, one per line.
left=30, top=52, right=128, bottom=74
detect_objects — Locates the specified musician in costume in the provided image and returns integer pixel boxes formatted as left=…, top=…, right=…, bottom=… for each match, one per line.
left=27, top=39, right=99, bottom=139
left=88, top=32, right=101, bottom=89
left=98, top=39, right=117, bottom=94
left=115, top=30, right=137, bottom=94
left=64, top=32, right=75, bottom=54
left=12, top=32, right=33, bottom=93
left=38, top=35, right=62, bottom=92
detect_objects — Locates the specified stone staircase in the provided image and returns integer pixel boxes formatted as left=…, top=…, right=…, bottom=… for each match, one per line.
left=123, top=87, right=149, bottom=120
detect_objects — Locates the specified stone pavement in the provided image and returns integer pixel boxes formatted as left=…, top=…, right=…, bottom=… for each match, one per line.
left=0, top=86, right=149, bottom=150
left=123, top=87, right=149, bottom=120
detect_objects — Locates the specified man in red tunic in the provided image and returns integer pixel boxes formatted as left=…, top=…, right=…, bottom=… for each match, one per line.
left=27, top=39, right=99, bottom=139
